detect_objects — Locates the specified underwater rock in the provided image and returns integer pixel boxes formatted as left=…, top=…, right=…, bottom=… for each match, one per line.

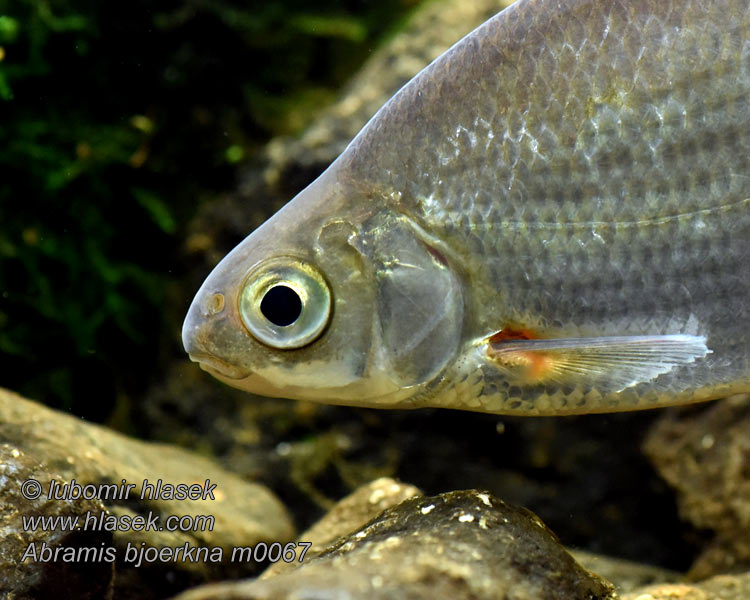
left=0, top=388, right=294, bottom=599
left=621, top=573, right=750, bottom=600
left=570, top=550, right=682, bottom=594
left=643, top=395, right=750, bottom=578
left=175, top=490, right=616, bottom=600
left=0, top=443, right=114, bottom=600
left=261, top=476, right=677, bottom=594
left=262, top=476, right=680, bottom=594
left=261, top=477, right=421, bottom=578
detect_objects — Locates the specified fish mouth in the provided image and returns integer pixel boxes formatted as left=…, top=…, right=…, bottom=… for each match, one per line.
left=188, top=353, right=250, bottom=380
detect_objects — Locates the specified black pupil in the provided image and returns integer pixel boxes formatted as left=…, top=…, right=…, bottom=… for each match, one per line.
left=260, top=285, right=302, bottom=327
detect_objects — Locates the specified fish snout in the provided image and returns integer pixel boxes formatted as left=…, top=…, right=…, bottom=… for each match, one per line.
left=182, top=290, right=250, bottom=381
left=181, top=289, right=221, bottom=357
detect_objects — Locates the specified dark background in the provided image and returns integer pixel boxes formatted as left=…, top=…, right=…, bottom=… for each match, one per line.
left=0, top=0, right=423, bottom=419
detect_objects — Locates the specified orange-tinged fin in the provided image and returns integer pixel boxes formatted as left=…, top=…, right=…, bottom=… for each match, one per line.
left=488, top=335, right=711, bottom=392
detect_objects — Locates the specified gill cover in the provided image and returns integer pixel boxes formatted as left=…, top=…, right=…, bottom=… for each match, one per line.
left=354, top=212, right=464, bottom=388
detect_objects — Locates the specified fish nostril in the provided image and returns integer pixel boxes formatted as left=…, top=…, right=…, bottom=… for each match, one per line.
left=204, top=292, right=225, bottom=316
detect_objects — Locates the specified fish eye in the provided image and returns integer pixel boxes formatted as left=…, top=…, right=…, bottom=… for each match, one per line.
left=239, top=257, right=331, bottom=349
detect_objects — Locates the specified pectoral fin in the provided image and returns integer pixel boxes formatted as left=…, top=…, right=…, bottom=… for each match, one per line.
left=488, top=334, right=710, bottom=392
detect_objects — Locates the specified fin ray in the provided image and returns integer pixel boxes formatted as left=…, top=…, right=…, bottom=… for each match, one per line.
left=488, top=334, right=711, bottom=392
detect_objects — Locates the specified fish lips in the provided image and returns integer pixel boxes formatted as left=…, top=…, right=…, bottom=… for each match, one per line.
left=187, top=351, right=251, bottom=381
left=182, top=302, right=252, bottom=381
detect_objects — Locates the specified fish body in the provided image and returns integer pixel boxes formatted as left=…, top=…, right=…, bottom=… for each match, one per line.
left=183, top=0, right=750, bottom=415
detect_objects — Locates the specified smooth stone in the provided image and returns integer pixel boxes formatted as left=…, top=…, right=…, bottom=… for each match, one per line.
left=0, top=388, right=294, bottom=599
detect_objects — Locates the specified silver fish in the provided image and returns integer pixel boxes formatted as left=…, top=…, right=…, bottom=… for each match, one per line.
left=183, top=0, right=750, bottom=415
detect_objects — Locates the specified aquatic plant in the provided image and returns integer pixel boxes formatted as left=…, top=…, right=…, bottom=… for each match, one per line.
left=0, top=0, right=422, bottom=419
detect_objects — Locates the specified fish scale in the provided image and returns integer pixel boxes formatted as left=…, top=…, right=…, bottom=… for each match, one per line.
left=371, top=0, right=750, bottom=410
left=183, top=0, right=750, bottom=415
left=348, top=11, right=747, bottom=277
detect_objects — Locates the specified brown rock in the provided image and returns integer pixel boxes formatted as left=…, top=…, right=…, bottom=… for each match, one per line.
left=643, top=396, right=750, bottom=578
left=0, top=388, right=294, bottom=599
left=175, top=490, right=616, bottom=600
left=571, top=550, right=682, bottom=594
left=0, top=444, right=114, bottom=600
left=622, top=573, right=750, bottom=600
left=261, top=477, right=421, bottom=578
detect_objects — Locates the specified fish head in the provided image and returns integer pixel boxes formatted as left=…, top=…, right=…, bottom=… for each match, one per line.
left=182, top=167, right=464, bottom=407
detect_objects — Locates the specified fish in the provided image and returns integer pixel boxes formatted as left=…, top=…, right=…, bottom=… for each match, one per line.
left=182, top=0, right=750, bottom=416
